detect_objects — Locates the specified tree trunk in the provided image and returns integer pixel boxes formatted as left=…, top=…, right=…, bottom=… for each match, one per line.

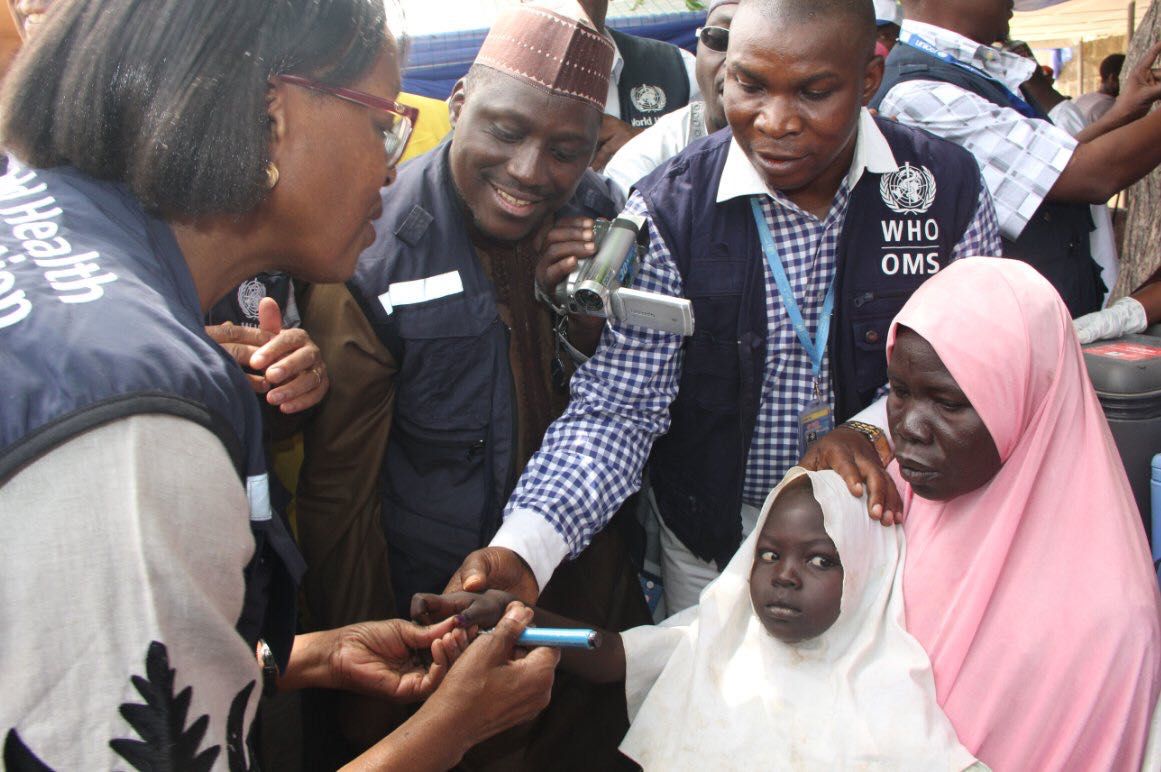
left=1114, top=0, right=1161, bottom=299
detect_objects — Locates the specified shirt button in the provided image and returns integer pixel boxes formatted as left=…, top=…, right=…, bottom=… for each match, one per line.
left=865, top=330, right=881, bottom=344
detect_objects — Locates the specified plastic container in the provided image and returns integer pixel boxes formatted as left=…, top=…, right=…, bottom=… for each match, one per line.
left=1153, top=454, right=1160, bottom=582
left=1083, top=333, right=1161, bottom=546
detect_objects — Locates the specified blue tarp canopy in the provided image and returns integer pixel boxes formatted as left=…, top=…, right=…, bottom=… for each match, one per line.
left=402, top=10, right=706, bottom=99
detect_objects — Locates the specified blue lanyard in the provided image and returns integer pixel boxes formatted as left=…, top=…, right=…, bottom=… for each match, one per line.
left=749, top=197, right=834, bottom=381
left=899, top=33, right=1043, bottom=119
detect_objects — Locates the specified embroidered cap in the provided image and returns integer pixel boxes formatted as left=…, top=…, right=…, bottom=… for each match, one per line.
left=475, top=1, right=614, bottom=111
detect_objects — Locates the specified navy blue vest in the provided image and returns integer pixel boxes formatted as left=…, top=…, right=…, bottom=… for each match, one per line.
left=0, top=163, right=303, bottom=667
left=207, top=271, right=297, bottom=328
left=610, top=28, right=691, bottom=130
left=346, top=142, right=621, bottom=610
left=635, top=120, right=983, bottom=566
left=872, top=42, right=1103, bottom=316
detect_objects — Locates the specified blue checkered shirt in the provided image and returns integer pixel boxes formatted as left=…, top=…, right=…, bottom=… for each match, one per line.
left=504, top=167, right=1001, bottom=560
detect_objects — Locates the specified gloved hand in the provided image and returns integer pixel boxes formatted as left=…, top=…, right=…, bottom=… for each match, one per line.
left=1073, top=296, right=1149, bottom=344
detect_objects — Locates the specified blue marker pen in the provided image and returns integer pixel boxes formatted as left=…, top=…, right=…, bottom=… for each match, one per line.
left=515, top=627, right=603, bottom=650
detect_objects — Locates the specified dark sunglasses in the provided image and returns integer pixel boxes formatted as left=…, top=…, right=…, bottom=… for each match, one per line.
left=277, top=74, right=419, bottom=167
left=696, top=26, right=729, bottom=53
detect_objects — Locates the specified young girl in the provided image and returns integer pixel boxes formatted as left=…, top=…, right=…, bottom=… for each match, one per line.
left=415, top=468, right=979, bottom=770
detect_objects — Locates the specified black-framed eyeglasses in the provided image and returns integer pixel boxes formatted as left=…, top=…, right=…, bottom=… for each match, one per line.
left=696, top=26, right=729, bottom=53
left=277, top=74, right=418, bottom=167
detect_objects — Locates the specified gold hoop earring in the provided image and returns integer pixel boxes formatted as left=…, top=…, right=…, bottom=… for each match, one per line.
left=265, top=162, right=280, bottom=190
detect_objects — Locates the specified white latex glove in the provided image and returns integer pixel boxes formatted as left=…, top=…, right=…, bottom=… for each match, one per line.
left=1074, top=296, right=1149, bottom=344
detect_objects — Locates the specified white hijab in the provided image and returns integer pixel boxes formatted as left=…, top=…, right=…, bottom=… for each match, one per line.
left=619, top=468, right=979, bottom=771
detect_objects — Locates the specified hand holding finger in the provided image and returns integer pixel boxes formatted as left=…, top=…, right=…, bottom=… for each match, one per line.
left=410, top=592, right=475, bottom=625
left=432, top=627, right=470, bottom=671
left=446, top=547, right=540, bottom=604
left=392, top=616, right=458, bottom=652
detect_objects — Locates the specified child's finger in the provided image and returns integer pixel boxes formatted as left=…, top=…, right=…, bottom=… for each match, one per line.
left=431, top=636, right=449, bottom=669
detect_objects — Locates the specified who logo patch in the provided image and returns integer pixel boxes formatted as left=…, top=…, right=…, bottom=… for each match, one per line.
left=880, top=163, right=936, bottom=215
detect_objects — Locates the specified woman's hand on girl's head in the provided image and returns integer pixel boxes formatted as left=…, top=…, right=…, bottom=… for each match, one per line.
left=411, top=589, right=519, bottom=630
left=799, top=425, right=904, bottom=525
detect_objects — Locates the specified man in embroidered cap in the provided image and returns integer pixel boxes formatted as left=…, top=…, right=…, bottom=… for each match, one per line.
left=296, top=2, right=649, bottom=763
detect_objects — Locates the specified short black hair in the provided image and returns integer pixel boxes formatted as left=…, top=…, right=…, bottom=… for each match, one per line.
left=742, top=0, right=877, bottom=60
left=0, top=0, right=391, bottom=217
left=1100, top=53, right=1126, bottom=80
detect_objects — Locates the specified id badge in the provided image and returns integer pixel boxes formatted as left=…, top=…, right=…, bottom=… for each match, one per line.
left=797, top=399, right=834, bottom=457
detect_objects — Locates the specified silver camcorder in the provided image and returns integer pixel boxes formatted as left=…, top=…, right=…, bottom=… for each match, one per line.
left=554, top=214, right=694, bottom=336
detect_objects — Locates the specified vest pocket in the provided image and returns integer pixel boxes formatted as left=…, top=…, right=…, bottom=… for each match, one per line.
left=680, top=333, right=742, bottom=411
left=395, top=335, right=493, bottom=429
left=851, top=315, right=894, bottom=395
left=381, top=420, right=493, bottom=596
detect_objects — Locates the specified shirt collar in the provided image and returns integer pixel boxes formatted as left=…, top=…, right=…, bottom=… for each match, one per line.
left=899, top=19, right=1035, bottom=92
left=606, top=30, right=624, bottom=85
left=716, top=108, right=897, bottom=204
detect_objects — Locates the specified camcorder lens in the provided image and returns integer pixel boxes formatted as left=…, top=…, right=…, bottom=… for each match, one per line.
left=574, top=288, right=606, bottom=314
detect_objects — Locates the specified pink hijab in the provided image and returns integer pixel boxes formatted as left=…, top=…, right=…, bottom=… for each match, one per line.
left=886, top=258, right=1161, bottom=771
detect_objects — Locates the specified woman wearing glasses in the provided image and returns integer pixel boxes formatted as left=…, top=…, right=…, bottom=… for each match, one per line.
left=0, top=1, right=555, bottom=769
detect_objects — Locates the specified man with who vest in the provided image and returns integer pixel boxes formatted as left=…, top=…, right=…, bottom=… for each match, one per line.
left=873, top=0, right=1161, bottom=317
left=447, top=0, right=1002, bottom=613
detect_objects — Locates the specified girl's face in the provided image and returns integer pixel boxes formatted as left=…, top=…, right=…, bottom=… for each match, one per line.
left=749, top=480, right=843, bottom=644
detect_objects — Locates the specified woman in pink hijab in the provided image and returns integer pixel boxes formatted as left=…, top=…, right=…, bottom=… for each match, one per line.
left=884, top=257, right=1161, bottom=771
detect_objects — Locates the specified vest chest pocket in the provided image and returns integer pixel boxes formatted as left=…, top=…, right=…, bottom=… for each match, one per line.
left=679, top=333, right=743, bottom=411
left=684, top=257, right=747, bottom=340
left=381, top=418, right=493, bottom=591
left=392, top=298, right=499, bottom=432
left=849, top=288, right=913, bottom=395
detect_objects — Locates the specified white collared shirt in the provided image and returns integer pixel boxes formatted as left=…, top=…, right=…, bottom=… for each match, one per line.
left=878, top=20, right=1077, bottom=240
left=903, top=20, right=1036, bottom=91
left=716, top=108, right=899, bottom=203
left=604, top=102, right=709, bottom=198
